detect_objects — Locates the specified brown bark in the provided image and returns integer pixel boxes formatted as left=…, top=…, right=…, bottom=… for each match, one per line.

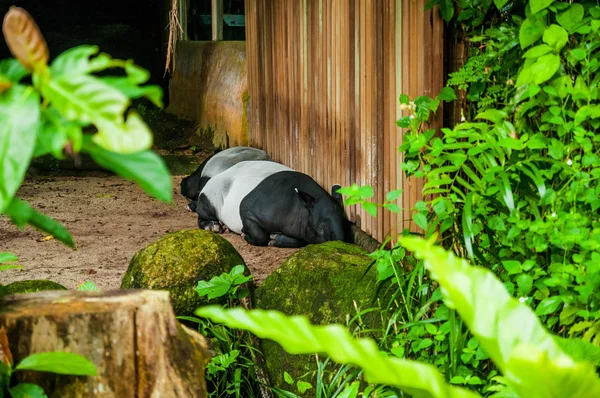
left=0, top=289, right=210, bottom=397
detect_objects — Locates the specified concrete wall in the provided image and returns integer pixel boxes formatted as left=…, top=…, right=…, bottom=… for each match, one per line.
left=167, top=41, right=248, bottom=148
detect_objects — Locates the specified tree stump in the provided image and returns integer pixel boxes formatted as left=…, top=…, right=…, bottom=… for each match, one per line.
left=0, top=289, right=210, bottom=397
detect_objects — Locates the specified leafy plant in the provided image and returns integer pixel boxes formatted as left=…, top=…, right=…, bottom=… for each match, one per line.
left=179, top=266, right=264, bottom=398
left=0, top=328, right=97, bottom=397
left=0, top=6, right=171, bottom=249
left=196, top=236, right=600, bottom=397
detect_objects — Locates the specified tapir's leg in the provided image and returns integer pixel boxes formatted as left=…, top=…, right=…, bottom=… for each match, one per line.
left=241, top=218, right=270, bottom=246
left=268, top=233, right=306, bottom=248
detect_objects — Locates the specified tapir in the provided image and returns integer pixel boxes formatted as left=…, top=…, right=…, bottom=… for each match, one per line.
left=180, top=146, right=271, bottom=207
left=194, top=160, right=347, bottom=248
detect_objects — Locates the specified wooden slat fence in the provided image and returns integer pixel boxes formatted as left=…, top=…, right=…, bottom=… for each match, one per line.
left=245, top=0, right=444, bottom=242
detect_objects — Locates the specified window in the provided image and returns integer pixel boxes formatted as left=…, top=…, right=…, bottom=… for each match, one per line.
left=188, top=0, right=245, bottom=41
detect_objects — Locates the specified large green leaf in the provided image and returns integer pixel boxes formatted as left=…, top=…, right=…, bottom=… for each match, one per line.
left=82, top=137, right=172, bottom=203
left=15, top=352, right=97, bottom=376
left=39, top=74, right=152, bottom=154
left=196, top=307, right=480, bottom=398
left=516, top=54, right=560, bottom=86
left=556, top=4, right=584, bottom=31
left=439, top=0, right=454, bottom=23
left=519, top=18, right=545, bottom=49
left=5, top=198, right=74, bottom=248
left=0, top=85, right=41, bottom=213
left=400, top=236, right=600, bottom=398
left=543, top=25, right=569, bottom=52
left=49, top=45, right=112, bottom=77
left=529, top=0, right=554, bottom=15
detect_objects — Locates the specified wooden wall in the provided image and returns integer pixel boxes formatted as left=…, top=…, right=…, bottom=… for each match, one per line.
left=245, top=0, right=444, bottom=242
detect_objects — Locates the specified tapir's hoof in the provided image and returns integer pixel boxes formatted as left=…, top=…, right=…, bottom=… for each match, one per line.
left=269, top=234, right=277, bottom=240
left=185, top=203, right=192, bottom=212
left=268, top=240, right=276, bottom=247
left=223, top=227, right=231, bottom=234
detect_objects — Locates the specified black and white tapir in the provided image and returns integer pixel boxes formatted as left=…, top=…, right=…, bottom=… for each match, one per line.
left=180, top=146, right=271, bottom=209
left=194, top=160, right=347, bottom=248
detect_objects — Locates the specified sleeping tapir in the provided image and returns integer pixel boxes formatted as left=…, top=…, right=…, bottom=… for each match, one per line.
left=180, top=146, right=271, bottom=207
left=194, top=160, right=346, bottom=247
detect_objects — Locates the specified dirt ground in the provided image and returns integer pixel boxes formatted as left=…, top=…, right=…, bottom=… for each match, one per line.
left=0, top=173, right=298, bottom=290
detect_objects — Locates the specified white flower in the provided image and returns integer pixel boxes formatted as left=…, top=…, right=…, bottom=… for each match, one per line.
left=409, top=114, right=415, bottom=119
left=566, top=159, right=573, bottom=166
left=519, top=297, right=528, bottom=303
left=551, top=212, right=557, bottom=218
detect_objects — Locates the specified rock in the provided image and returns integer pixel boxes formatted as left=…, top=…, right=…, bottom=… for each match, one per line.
left=5, top=279, right=68, bottom=294
left=121, top=229, right=246, bottom=316
left=254, top=241, right=379, bottom=393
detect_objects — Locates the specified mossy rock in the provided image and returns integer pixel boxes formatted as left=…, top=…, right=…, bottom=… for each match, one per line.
left=254, top=241, right=379, bottom=393
left=121, top=229, right=246, bottom=317
left=5, top=280, right=68, bottom=295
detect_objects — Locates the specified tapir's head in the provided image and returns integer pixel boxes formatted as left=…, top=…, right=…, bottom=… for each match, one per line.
left=180, top=175, right=200, bottom=201
left=296, top=189, right=346, bottom=244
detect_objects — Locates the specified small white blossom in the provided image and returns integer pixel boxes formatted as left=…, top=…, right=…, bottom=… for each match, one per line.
left=409, top=114, right=415, bottom=119
left=566, top=159, right=573, bottom=166
left=519, top=297, right=528, bottom=303
left=551, top=212, right=557, bottom=218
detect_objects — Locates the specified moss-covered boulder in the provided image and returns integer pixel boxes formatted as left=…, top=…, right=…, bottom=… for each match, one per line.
left=254, top=241, right=378, bottom=393
left=121, top=229, right=246, bottom=316
left=5, top=280, right=68, bottom=294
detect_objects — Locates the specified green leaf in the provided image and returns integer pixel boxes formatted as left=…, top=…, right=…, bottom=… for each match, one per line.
left=296, top=381, right=313, bottom=394
left=15, top=352, right=97, bottom=376
left=0, top=85, right=41, bottom=213
left=362, top=202, right=378, bottom=218
left=5, top=198, right=74, bottom=248
left=50, top=45, right=111, bottom=77
left=530, top=0, right=554, bottom=15
left=517, top=54, right=560, bottom=86
left=516, top=274, right=533, bottom=296
left=9, top=383, right=47, bottom=398
left=0, top=252, right=18, bottom=263
left=358, top=185, right=374, bottom=198
left=196, top=278, right=232, bottom=299
left=494, top=0, right=509, bottom=9
left=554, top=337, right=600, bottom=366
left=574, top=105, right=600, bottom=126
left=520, top=18, right=546, bottom=49
left=439, top=0, right=454, bottom=22
left=543, top=25, right=569, bottom=52
left=437, top=87, right=457, bottom=101
left=0, top=60, right=28, bottom=83
left=101, top=77, right=163, bottom=108
left=82, top=137, right=172, bottom=203
left=39, top=74, right=152, bottom=154
left=386, top=189, right=403, bottom=202
left=195, top=307, right=480, bottom=398
left=284, top=371, right=294, bottom=385
left=0, top=265, right=22, bottom=272
left=475, top=109, right=507, bottom=123
left=337, top=381, right=359, bottom=398
left=522, top=44, right=553, bottom=59
left=77, top=281, right=99, bottom=291
left=535, top=296, right=563, bottom=316
left=413, top=213, right=428, bottom=230
left=399, top=94, right=410, bottom=104
left=556, top=4, right=584, bottom=31
left=400, top=236, right=600, bottom=398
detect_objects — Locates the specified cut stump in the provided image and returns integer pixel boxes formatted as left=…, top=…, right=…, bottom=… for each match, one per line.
left=0, top=289, right=210, bottom=397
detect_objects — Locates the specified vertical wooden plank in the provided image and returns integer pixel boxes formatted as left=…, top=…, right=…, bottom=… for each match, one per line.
left=179, top=0, right=189, bottom=40
left=211, top=0, right=223, bottom=41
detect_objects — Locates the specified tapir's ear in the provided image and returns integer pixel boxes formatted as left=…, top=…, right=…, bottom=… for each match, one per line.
left=295, top=188, right=315, bottom=208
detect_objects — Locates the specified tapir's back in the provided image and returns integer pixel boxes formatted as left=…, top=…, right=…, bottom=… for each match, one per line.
left=201, top=160, right=293, bottom=233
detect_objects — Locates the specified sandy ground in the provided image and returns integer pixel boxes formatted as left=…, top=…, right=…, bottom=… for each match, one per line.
left=0, top=173, right=297, bottom=290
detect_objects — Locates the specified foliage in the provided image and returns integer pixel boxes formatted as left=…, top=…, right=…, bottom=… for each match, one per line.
left=0, top=6, right=171, bottom=249
left=179, top=266, right=263, bottom=398
left=0, top=327, right=97, bottom=398
left=196, top=236, right=600, bottom=398
left=324, top=0, right=600, bottom=395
